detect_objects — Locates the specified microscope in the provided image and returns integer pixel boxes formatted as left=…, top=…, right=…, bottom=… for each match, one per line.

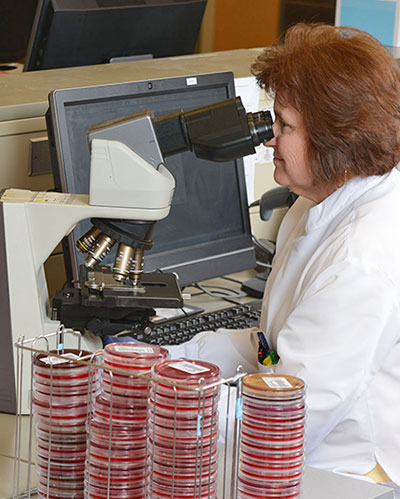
left=52, top=97, right=274, bottom=337
left=0, top=96, right=272, bottom=413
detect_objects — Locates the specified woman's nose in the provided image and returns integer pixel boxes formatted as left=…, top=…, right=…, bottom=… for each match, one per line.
left=264, top=121, right=278, bottom=146
left=264, top=133, right=276, bottom=147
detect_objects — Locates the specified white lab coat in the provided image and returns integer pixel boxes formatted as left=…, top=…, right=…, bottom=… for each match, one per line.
left=168, top=167, right=400, bottom=487
left=259, top=167, right=400, bottom=485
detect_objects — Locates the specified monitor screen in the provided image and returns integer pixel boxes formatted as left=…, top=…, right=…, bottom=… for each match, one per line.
left=47, top=71, right=256, bottom=287
left=24, top=0, right=207, bottom=71
left=0, top=0, right=38, bottom=63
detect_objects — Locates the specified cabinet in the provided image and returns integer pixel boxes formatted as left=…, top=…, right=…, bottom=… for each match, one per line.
left=198, top=0, right=280, bottom=53
left=279, top=0, right=336, bottom=34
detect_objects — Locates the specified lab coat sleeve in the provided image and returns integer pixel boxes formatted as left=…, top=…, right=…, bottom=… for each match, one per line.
left=166, top=327, right=260, bottom=379
left=270, top=261, right=400, bottom=452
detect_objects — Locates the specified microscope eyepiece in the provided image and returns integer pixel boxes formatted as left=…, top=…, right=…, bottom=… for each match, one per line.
left=153, top=96, right=274, bottom=163
left=247, top=111, right=274, bottom=147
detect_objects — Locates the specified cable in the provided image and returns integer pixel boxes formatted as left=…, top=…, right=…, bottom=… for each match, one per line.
left=256, top=261, right=272, bottom=269
left=62, top=279, right=79, bottom=290
left=179, top=306, right=190, bottom=317
left=218, top=296, right=245, bottom=306
left=187, top=290, right=206, bottom=297
left=220, top=275, right=244, bottom=285
left=194, top=283, right=247, bottom=300
left=252, top=233, right=274, bottom=253
left=249, top=199, right=260, bottom=209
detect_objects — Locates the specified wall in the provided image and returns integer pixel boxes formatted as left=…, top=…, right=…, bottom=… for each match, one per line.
left=198, top=0, right=280, bottom=53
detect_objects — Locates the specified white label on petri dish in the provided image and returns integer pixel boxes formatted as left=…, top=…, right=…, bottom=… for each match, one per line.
left=262, top=376, right=293, bottom=389
left=169, top=361, right=210, bottom=374
left=114, top=345, right=155, bottom=354
left=40, top=353, right=82, bottom=365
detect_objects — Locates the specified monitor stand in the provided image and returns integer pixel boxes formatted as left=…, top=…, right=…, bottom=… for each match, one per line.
left=241, top=271, right=270, bottom=299
left=109, top=54, right=153, bottom=63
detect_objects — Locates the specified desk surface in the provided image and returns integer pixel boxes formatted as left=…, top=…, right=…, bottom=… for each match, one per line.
left=182, top=270, right=258, bottom=310
left=302, top=467, right=393, bottom=499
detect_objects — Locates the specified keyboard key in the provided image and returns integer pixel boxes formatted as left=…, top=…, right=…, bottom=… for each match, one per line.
left=126, top=300, right=261, bottom=345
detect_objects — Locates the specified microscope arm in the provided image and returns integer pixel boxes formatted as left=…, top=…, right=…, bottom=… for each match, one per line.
left=89, top=139, right=175, bottom=209
left=1, top=188, right=171, bottom=273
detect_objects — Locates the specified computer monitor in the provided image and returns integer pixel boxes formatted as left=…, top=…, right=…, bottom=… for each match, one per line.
left=0, top=0, right=38, bottom=64
left=0, top=0, right=38, bottom=63
left=24, top=0, right=207, bottom=71
left=47, top=71, right=256, bottom=288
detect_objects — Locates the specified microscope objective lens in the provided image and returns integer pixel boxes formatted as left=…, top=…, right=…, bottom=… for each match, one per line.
left=85, top=234, right=115, bottom=267
left=76, top=227, right=102, bottom=253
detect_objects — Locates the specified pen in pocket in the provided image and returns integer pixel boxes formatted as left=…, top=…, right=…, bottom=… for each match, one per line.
left=257, top=331, right=279, bottom=366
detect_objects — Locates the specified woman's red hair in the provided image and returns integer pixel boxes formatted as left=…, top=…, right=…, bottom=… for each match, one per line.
left=251, top=23, right=400, bottom=185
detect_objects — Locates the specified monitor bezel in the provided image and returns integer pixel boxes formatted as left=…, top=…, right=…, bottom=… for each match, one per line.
left=47, top=71, right=256, bottom=287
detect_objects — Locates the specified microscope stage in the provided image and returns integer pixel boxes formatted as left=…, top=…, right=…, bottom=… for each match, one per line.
left=81, top=267, right=183, bottom=308
left=52, top=267, right=184, bottom=336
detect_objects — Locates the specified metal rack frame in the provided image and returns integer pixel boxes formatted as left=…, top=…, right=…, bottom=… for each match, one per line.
left=13, top=327, right=246, bottom=499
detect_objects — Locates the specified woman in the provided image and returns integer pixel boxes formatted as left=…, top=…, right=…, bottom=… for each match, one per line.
left=251, top=23, right=400, bottom=494
left=168, top=23, right=400, bottom=494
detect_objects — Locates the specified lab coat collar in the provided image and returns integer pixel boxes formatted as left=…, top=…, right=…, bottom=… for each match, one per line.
left=304, top=169, right=397, bottom=233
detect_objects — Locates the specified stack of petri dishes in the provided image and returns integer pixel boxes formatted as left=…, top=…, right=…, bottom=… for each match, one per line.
left=32, top=349, right=96, bottom=499
left=237, top=373, right=306, bottom=499
left=147, top=358, right=221, bottom=499
left=85, top=342, right=169, bottom=499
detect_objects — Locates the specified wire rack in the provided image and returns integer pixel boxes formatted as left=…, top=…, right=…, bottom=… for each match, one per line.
left=12, top=327, right=246, bottom=499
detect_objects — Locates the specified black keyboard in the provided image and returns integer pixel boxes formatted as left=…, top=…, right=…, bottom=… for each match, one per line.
left=128, top=300, right=262, bottom=345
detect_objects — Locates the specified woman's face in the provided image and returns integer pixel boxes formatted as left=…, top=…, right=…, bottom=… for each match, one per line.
left=265, top=99, right=334, bottom=203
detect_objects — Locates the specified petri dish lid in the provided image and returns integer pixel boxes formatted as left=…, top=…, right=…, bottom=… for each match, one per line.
left=151, top=359, right=220, bottom=386
left=33, top=349, right=93, bottom=370
left=104, top=342, right=169, bottom=365
left=242, top=374, right=305, bottom=400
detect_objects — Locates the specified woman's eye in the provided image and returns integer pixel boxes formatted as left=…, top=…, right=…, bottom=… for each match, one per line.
left=276, top=117, right=292, bottom=132
left=274, top=117, right=286, bottom=128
